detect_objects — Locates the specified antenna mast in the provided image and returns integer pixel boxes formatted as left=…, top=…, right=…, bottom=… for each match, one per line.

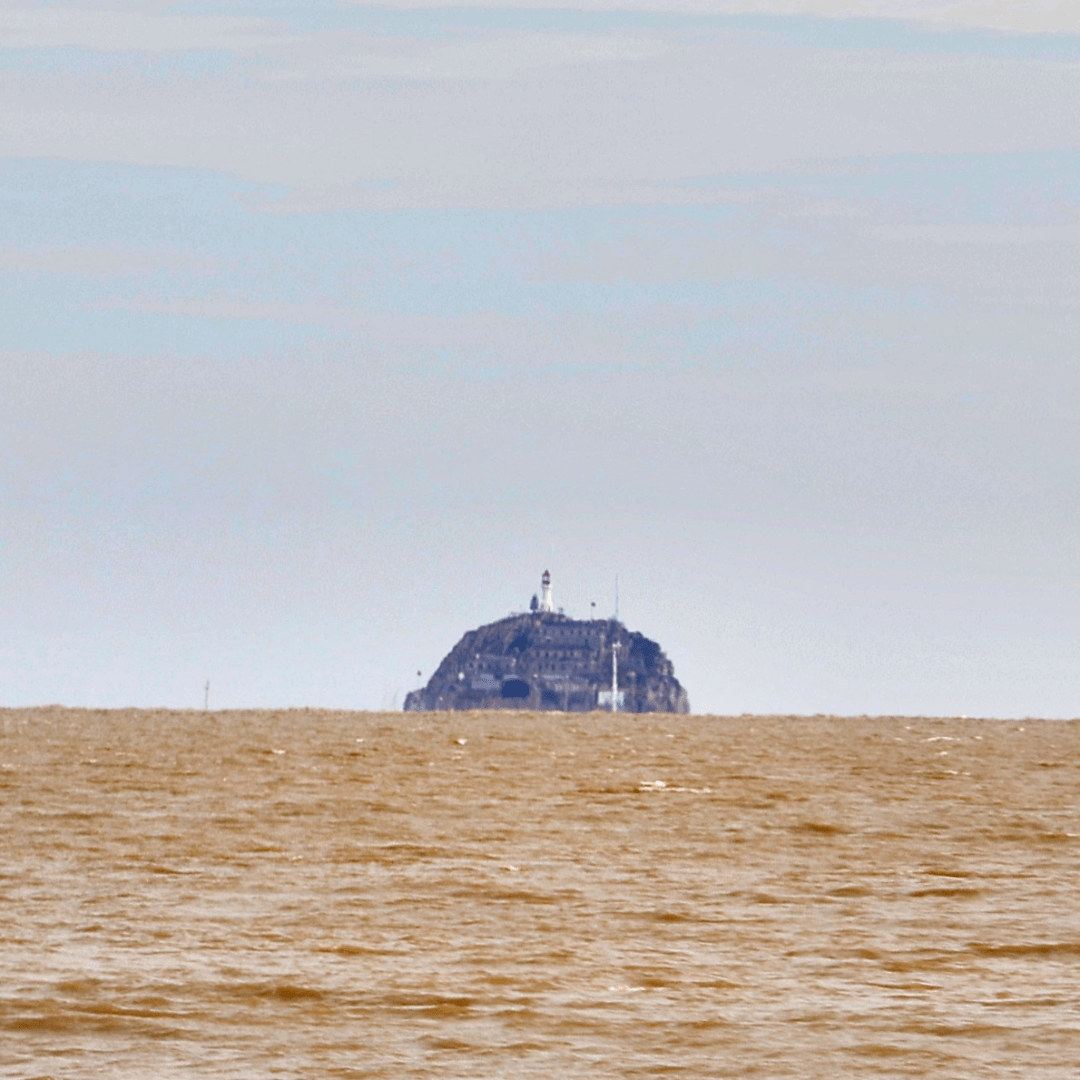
left=611, top=641, right=620, bottom=713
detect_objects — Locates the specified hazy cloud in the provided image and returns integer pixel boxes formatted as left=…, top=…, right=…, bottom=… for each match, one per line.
left=1, top=29, right=1077, bottom=202
left=329, top=0, right=1077, bottom=35
left=0, top=8, right=294, bottom=52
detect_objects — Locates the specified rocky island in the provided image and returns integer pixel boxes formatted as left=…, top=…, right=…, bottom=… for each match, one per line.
left=404, top=571, right=689, bottom=713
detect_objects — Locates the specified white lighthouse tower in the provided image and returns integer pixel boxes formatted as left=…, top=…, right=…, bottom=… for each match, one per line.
left=539, top=569, right=555, bottom=613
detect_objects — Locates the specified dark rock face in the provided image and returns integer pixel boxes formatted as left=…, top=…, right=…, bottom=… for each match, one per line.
left=403, top=613, right=689, bottom=714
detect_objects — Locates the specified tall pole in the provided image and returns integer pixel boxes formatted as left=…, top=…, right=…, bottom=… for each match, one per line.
left=611, top=641, right=620, bottom=713
left=204, top=680, right=210, bottom=711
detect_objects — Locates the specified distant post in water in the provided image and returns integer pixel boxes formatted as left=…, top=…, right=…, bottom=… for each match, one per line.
left=204, top=680, right=210, bottom=711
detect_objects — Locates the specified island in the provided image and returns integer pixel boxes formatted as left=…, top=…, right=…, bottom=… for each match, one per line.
left=404, top=571, right=690, bottom=713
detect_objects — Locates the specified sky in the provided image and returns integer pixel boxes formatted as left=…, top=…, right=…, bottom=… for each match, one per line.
left=1, top=1, right=1079, bottom=716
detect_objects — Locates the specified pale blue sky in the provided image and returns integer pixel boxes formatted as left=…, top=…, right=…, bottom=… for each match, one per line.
left=2, top=1, right=1079, bottom=714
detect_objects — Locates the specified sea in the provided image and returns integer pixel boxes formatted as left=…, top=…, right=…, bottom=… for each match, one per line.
left=2, top=708, right=1078, bottom=1078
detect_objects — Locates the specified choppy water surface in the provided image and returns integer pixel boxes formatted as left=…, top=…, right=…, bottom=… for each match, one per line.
left=2, top=708, right=1079, bottom=1078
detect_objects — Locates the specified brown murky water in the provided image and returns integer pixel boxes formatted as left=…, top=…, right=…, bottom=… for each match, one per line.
left=2, top=708, right=1078, bottom=1078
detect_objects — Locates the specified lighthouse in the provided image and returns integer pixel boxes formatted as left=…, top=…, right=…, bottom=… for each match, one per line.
left=539, top=569, right=555, bottom=613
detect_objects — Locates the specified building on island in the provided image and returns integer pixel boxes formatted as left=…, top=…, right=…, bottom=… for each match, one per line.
left=403, top=571, right=689, bottom=713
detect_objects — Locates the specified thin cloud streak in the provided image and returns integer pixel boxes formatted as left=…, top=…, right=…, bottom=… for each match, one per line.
left=0, top=9, right=296, bottom=52
left=330, top=0, right=1078, bottom=35
left=2, top=4, right=1078, bottom=57
left=1, top=33, right=1077, bottom=202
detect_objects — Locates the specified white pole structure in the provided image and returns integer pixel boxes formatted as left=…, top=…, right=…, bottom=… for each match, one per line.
left=611, top=641, right=620, bottom=713
left=204, top=680, right=210, bottom=711
left=540, top=569, right=554, bottom=613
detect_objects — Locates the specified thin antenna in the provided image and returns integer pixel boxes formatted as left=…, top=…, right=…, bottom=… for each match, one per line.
left=611, top=641, right=620, bottom=713
left=615, top=574, right=619, bottom=623
left=204, top=680, right=210, bottom=711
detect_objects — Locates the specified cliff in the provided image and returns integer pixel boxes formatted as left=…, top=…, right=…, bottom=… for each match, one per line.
left=403, top=612, right=689, bottom=714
